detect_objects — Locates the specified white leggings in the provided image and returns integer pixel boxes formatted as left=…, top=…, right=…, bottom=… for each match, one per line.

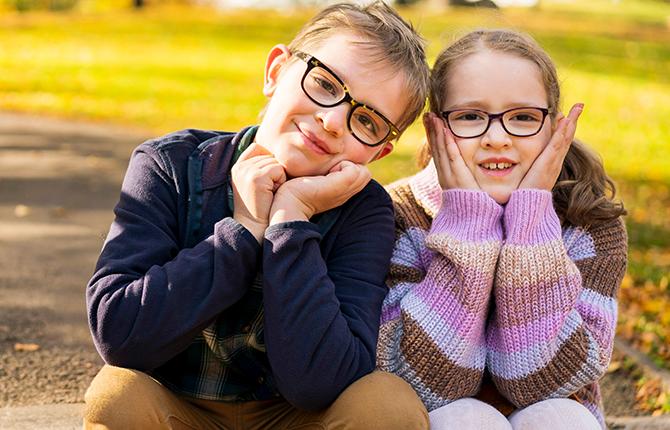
left=429, top=398, right=602, bottom=430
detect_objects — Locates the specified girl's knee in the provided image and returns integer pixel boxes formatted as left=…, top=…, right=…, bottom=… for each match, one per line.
left=509, top=398, right=601, bottom=430
left=429, top=398, right=512, bottom=430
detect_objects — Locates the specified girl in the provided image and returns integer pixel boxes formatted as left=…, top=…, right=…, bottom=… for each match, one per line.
left=376, top=29, right=627, bottom=430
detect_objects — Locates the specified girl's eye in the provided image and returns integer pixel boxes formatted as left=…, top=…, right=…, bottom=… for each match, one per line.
left=454, top=111, right=486, bottom=121
left=511, top=113, right=541, bottom=122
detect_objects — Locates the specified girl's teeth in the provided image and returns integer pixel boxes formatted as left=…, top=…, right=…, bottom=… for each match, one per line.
left=483, top=162, right=512, bottom=170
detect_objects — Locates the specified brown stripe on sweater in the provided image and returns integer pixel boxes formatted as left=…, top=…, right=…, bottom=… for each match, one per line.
left=388, top=263, right=425, bottom=287
left=491, top=327, right=592, bottom=407
left=574, top=253, right=627, bottom=298
left=400, top=315, right=483, bottom=400
left=493, top=245, right=581, bottom=328
left=387, top=183, right=432, bottom=231
left=587, top=217, right=628, bottom=256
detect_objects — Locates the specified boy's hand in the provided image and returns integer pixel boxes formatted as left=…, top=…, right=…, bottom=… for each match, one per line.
left=269, top=161, right=371, bottom=225
left=424, top=112, right=480, bottom=191
left=231, top=142, right=286, bottom=242
left=519, top=103, right=583, bottom=191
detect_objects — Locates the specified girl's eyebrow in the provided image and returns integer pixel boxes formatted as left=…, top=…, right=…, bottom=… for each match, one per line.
left=443, top=101, right=488, bottom=110
left=443, top=101, right=547, bottom=111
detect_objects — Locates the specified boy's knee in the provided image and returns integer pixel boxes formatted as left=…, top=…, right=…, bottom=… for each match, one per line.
left=327, top=371, right=429, bottom=430
left=84, top=365, right=163, bottom=427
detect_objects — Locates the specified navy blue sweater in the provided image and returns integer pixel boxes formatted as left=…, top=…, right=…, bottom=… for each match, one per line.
left=86, top=128, right=395, bottom=410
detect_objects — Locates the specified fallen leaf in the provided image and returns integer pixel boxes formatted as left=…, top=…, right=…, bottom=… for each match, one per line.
left=14, top=343, right=40, bottom=352
left=14, top=205, right=31, bottom=218
left=607, top=361, right=622, bottom=372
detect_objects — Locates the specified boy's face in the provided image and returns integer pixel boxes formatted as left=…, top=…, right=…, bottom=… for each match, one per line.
left=255, top=32, right=406, bottom=178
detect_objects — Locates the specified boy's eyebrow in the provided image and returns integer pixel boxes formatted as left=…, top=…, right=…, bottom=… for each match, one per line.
left=306, top=52, right=398, bottom=124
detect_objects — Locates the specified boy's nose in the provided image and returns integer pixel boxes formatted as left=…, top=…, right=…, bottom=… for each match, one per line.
left=316, top=105, right=347, bottom=140
left=480, top=119, right=512, bottom=149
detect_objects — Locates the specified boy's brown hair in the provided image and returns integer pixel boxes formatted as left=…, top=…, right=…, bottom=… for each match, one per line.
left=287, top=1, right=429, bottom=135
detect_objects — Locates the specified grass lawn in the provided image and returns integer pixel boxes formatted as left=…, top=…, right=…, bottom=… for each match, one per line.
left=1, top=0, right=669, bottom=407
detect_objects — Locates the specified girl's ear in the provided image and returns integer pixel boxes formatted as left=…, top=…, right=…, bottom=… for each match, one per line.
left=263, top=44, right=291, bottom=98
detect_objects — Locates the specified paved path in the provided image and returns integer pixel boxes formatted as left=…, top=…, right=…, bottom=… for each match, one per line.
left=0, top=112, right=149, bottom=427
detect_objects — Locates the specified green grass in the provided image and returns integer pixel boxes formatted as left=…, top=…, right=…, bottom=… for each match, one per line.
left=1, top=0, right=669, bottom=367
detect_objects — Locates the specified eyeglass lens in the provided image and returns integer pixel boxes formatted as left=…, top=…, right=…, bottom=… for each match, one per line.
left=302, top=65, right=391, bottom=145
left=447, top=108, right=546, bottom=138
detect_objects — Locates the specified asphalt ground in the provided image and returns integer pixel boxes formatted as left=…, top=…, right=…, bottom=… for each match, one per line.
left=0, top=112, right=148, bottom=425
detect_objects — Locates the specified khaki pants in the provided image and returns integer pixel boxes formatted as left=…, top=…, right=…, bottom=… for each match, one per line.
left=84, top=365, right=428, bottom=430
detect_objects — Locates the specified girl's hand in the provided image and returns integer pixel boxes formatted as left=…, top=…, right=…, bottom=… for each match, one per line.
left=269, top=160, right=371, bottom=224
left=423, top=112, right=480, bottom=191
left=519, top=103, right=584, bottom=191
left=231, top=142, right=287, bottom=242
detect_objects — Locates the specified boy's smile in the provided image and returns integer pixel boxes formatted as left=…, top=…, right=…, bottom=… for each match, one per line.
left=255, top=32, right=407, bottom=178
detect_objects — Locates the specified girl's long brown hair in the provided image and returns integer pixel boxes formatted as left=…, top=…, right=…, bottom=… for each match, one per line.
left=422, top=29, right=625, bottom=227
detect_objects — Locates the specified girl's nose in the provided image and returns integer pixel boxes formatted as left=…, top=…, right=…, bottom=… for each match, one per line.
left=481, top=119, right=512, bottom=149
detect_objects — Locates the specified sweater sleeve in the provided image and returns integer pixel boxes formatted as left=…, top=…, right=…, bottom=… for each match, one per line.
left=261, top=184, right=394, bottom=411
left=87, top=145, right=260, bottom=371
left=487, top=189, right=628, bottom=407
left=376, top=189, right=503, bottom=410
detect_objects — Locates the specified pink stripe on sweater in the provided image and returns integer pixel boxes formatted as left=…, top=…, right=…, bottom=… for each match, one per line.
left=381, top=306, right=401, bottom=325
left=487, top=311, right=571, bottom=353
left=405, top=269, right=491, bottom=345
left=575, top=299, right=617, bottom=352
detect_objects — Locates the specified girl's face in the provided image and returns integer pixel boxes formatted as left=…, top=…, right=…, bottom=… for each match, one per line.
left=442, top=50, right=553, bottom=204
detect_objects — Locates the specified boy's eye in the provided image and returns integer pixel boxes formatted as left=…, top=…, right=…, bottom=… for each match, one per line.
left=309, top=70, right=341, bottom=98
left=315, top=77, right=337, bottom=95
left=351, top=106, right=389, bottom=141
left=354, top=112, right=378, bottom=134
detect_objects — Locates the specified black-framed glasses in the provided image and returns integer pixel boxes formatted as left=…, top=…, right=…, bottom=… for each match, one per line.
left=294, top=51, right=400, bottom=147
left=440, top=107, right=550, bottom=139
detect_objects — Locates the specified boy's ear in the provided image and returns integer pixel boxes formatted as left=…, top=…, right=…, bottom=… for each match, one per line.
left=263, top=44, right=291, bottom=98
left=369, top=141, right=394, bottom=163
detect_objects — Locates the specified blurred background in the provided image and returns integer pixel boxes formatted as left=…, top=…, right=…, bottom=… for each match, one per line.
left=0, top=0, right=668, bottom=416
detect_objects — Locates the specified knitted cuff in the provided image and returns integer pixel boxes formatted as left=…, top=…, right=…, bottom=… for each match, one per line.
left=504, top=189, right=562, bottom=245
left=430, top=189, right=504, bottom=242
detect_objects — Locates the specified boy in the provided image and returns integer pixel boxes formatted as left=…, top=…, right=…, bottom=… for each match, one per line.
left=84, top=2, right=430, bottom=429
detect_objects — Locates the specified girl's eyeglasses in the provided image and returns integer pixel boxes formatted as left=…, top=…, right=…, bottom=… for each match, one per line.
left=440, top=107, right=550, bottom=139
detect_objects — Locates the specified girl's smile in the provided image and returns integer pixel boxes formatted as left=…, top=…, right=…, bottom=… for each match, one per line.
left=477, top=157, right=518, bottom=177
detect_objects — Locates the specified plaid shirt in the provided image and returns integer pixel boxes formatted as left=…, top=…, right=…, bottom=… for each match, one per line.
left=153, top=273, right=279, bottom=401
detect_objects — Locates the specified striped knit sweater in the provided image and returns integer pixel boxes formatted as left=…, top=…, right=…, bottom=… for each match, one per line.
left=376, top=163, right=627, bottom=428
